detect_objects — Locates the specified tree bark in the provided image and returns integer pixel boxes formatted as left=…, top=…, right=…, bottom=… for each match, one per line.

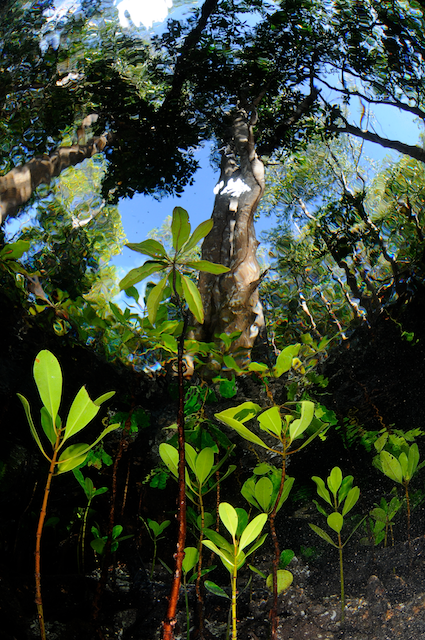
left=196, top=107, right=265, bottom=361
left=0, top=133, right=112, bottom=223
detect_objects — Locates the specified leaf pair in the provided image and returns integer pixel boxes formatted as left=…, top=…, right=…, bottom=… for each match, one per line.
left=159, top=442, right=235, bottom=503
left=242, top=467, right=294, bottom=514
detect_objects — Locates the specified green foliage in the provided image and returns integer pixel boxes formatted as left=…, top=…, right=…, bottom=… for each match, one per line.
left=90, top=524, right=132, bottom=555
left=309, top=467, right=363, bottom=621
left=202, top=503, right=268, bottom=640
left=360, top=493, right=402, bottom=548
left=120, top=207, right=229, bottom=325
left=17, top=350, right=119, bottom=473
left=242, top=464, right=294, bottom=515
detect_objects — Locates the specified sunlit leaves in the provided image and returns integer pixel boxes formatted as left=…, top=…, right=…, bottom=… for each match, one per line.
left=121, top=207, right=229, bottom=325
left=18, top=350, right=118, bottom=474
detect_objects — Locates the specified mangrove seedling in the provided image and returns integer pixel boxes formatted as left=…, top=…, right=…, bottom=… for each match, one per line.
left=160, top=440, right=236, bottom=633
left=17, top=349, right=119, bottom=640
left=373, top=434, right=424, bottom=543
left=360, top=494, right=402, bottom=547
left=91, top=524, right=132, bottom=555
left=73, top=468, right=108, bottom=574
left=309, top=467, right=363, bottom=622
left=242, top=463, right=295, bottom=593
left=202, top=502, right=268, bottom=640
left=141, top=517, right=171, bottom=579
left=216, top=398, right=325, bottom=637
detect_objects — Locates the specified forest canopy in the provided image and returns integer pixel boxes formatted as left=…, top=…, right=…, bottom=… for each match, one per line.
left=1, top=0, right=425, bottom=364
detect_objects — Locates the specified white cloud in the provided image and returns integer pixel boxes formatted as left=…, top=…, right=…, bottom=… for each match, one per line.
left=115, top=0, right=173, bottom=29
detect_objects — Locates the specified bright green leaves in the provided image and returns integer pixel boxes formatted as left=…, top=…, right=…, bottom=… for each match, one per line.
left=159, top=442, right=235, bottom=503
left=18, top=350, right=118, bottom=473
left=273, top=344, right=301, bottom=378
left=220, top=502, right=239, bottom=540
left=119, top=207, right=229, bottom=325
left=242, top=465, right=294, bottom=514
left=202, top=503, right=268, bottom=573
left=378, top=445, right=420, bottom=485
left=309, top=467, right=362, bottom=548
left=309, top=467, right=363, bottom=622
left=289, top=400, right=315, bottom=444
left=63, top=386, right=99, bottom=444
left=126, top=239, right=168, bottom=259
left=181, top=274, right=204, bottom=323
left=147, top=275, right=168, bottom=324
left=215, top=399, right=317, bottom=453
left=119, top=261, right=167, bottom=291
left=33, top=350, right=62, bottom=430
left=171, top=206, right=191, bottom=251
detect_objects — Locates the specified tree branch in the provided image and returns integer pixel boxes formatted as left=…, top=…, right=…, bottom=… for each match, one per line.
left=161, top=0, right=219, bottom=110
left=0, top=133, right=113, bottom=223
left=330, top=121, right=425, bottom=163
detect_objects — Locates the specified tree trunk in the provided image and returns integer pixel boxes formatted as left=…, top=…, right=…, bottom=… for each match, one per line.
left=197, top=107, right=265, bottom=361
left=0, top=133, right=112, bottom=223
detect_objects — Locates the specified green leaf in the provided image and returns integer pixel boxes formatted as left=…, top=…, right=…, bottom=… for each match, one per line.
left=235, top=508, right=249, bottom=538
left=185, top=443, right=197, bottom=475
left=203, top=528, right=233, bottom=554
left=327, top=467, right=342, bottom=497
left=63, top=386, right=100, bottom=443
left=40, top=406, right=57, bottom=444
left=279, top=549, right=295, bottom=569
left=17, top=393, right=50, bottom=461
left=119, top=261, right=167, bottom=290
left=266, top=569, right=293, bottom=594
left=273, top=344, right=300, bottom=377
left=33, top=350, right=62, bottom=427
left=171, top=207, right=191, bottom=252
left=202, top=540, right=235, bottom=572
left=0, top=240, right=30, bottom=260
left=182, top=547, right=199, bottom=574
left=195, top=447, right=214, bottom=485
left=258, top=406, right=282, bottom=438
left=338, top=475, right=353, bottom=503
left=342, top=486, right=360, bottom=516
left=184, top=260, right=230, bottom=274
left=181, top=275, right=204, bottom=323
left=219, top=502, right=238, bottom=539
left=309, top=523, right=337, bottom=547
left=239, top=513, right=268, bottom=552
left=327, top=512, right=343, bottom=534
left=126, top=239, right=168, bottom=259
left=289, top=400, right=315, bottom=443
left=159, top=442, right=179, bottom=477
left=215, top=402, right=261, bottom=424
left=380, top=450, right=403, bottom=484
left=182, top=219, right=213, bottom=253
left=147, top=275, right=168, bottom=324
left=244, top=533, right=267, bottom=558
left=93, top=391, right=115, bottom=406
left=57, top=443, right=90, bottom=474
left=217, top=414, right=271, bottom=450
left=254, top=477, right=273, bottom=512
left=312, top=476, right=332, bottom=506
left=407, top=443, right=420, bottom=480
left=204, top=580, right=230, bottom=599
